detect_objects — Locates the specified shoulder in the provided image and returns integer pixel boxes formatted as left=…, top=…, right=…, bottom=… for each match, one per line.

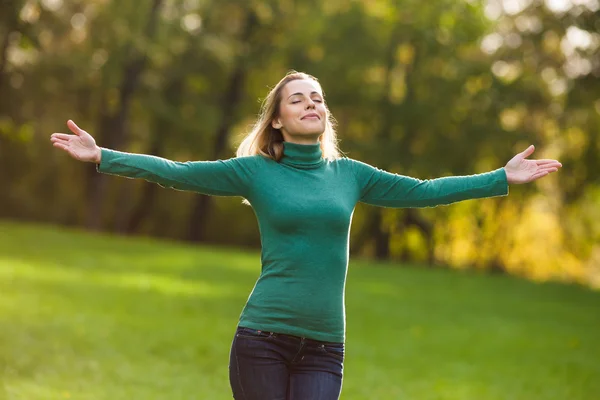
left=330, top=156, right=356, bottom=166
left=229, top=154, right=269, bottom=169
left=327, top=157, right=366, bottom=182
left=331, top=157, right=374, bottom=174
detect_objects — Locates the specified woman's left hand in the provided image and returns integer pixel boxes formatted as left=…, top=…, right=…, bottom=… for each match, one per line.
left=504, top=145, right=562, bottom=184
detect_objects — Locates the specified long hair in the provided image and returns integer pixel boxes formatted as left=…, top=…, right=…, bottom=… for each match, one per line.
left=236, top=71, right=341, bottom=161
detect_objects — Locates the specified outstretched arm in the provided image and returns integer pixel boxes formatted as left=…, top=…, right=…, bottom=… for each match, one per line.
left=350, top=145, right=561, bottom=208
left=50, top=120, right=257, bottom=197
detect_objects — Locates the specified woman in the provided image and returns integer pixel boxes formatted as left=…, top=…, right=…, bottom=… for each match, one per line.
left=50, top=71, right=562, bottom=400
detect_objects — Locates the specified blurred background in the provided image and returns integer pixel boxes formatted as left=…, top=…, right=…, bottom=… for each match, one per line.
left=1, top=0, right=599, bottom=288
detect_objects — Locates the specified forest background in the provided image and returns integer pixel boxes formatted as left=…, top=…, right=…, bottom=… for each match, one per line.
left=1, top=0, right=599, bottom=288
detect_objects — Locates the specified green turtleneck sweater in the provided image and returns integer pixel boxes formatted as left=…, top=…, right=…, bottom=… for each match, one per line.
left=98, top=142, right=509, bottom=342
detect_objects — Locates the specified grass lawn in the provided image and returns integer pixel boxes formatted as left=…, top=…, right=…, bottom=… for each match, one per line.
left=1, top=220, right=599, bottom=399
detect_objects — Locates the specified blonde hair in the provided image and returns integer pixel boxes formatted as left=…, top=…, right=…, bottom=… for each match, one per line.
left=236, top=71, right=341, bottom=161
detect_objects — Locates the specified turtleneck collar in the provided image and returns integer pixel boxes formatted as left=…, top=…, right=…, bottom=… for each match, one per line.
left=280, top=141, right=325, bottom=169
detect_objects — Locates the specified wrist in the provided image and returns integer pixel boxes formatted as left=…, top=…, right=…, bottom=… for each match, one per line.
left=94, top=146, right=102, bottom=164
left=503, top=167, right=514, bottom=185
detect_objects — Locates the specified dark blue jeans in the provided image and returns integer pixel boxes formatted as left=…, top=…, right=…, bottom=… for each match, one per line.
left=229, top=326, right=344, bottom=400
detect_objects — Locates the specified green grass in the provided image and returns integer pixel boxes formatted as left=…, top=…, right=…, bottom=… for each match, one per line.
left=1, top=221, right=599, bottom=399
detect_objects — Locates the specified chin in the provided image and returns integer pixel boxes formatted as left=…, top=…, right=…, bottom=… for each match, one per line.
left=302, top=131, right=325, bottom=139
left=303, top=126, right=326, bottom=135
left=284, top=129, right=324, bottom=142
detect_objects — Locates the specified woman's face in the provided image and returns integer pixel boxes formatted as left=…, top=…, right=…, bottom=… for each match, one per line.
left=272, top=79, right=327, bottom=144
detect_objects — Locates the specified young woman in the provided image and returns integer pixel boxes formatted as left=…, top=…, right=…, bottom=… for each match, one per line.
left=51, top=71, right=562, bottom=400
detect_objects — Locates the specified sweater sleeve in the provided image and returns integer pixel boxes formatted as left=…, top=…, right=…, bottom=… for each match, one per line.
left=97, top=148, right=258, bottom=197
left=348, top=158, right=509, bottom=208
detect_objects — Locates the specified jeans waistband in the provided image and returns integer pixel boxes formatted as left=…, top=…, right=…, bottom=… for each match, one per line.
left=237, top=326, right=343, bottom=346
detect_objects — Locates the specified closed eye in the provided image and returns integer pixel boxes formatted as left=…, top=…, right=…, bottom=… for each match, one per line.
left=290, top=98, right=323, bottom=104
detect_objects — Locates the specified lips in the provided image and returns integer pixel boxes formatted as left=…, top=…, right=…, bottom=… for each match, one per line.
left=301, top=113, right=320, bottom=120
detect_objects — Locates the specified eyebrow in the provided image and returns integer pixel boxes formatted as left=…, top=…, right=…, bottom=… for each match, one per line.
left=288, top=91, right=322, bottom=100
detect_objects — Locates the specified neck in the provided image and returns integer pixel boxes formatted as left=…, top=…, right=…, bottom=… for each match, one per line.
left=281, top=132, right=322, bottom=145
left=280, top=141, right=325, bottom=170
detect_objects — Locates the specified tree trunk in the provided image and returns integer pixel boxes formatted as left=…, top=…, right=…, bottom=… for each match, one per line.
left=357, top=26, right=404, bottom=260
left=85, top=0, right=164, bottom=231
left=403, top=208, right=435, bottom=265
left=124, top=123, right=166, bottom=234
left=358, top=27, right=429, bottom=264
left=0, top=0, right=20, bottom=112
left=187, top=9, right=259, bottom=242
left=0, top=1, right=22, bottom=199
left=371, top=209, right=390, bottom=260
left=0, top=26, right=11, bottom=101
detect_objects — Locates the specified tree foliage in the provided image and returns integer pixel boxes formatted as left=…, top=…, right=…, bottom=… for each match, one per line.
left=0, top=0, right=598, bottom=287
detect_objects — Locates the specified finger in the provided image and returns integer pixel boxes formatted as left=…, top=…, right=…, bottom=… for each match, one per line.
left=538, top=163, right=562, bottom=170
left=539, top=164, right=559, bottom=171
left=51, top=133, right=74, bottom=140
left=535, top=159, right=562, bottom=167
left=51, top=137, right=69, bottom=146
left=530, top=170, right=549, bottom=181
left=521, top=145, right=535, bottom=158
left=51, top=135, right=70, bottom=142
left=67, top=119, right=84, bottom=136
left=534, top=159, right=560, bottom=164
left=53, top=142, right=80, bottom=160
left=53, top=142, right=69, bottom=151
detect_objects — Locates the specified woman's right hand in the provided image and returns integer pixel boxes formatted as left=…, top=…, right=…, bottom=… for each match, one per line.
left=51, top=120, right=102, bottom=163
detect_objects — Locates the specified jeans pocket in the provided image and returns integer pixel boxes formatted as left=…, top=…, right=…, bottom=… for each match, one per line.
left=320, top=343, right=345, bottom=361
left=235, top=327, right=275, bottom=340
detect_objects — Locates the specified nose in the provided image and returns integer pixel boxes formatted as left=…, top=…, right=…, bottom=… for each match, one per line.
left=305, top=99, right=316, bottom=109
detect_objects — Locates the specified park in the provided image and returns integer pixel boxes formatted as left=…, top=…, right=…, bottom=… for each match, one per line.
left=1, top=0, right=599, bottom=398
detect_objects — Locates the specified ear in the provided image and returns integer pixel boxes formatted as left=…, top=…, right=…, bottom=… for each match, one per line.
left=271, top=119, right=282, bottom=129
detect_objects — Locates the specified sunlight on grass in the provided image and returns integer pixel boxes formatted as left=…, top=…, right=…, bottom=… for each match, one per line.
left=0, top=258, right=241, bottom=299
left=1, top=221, right=599, bottom=399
